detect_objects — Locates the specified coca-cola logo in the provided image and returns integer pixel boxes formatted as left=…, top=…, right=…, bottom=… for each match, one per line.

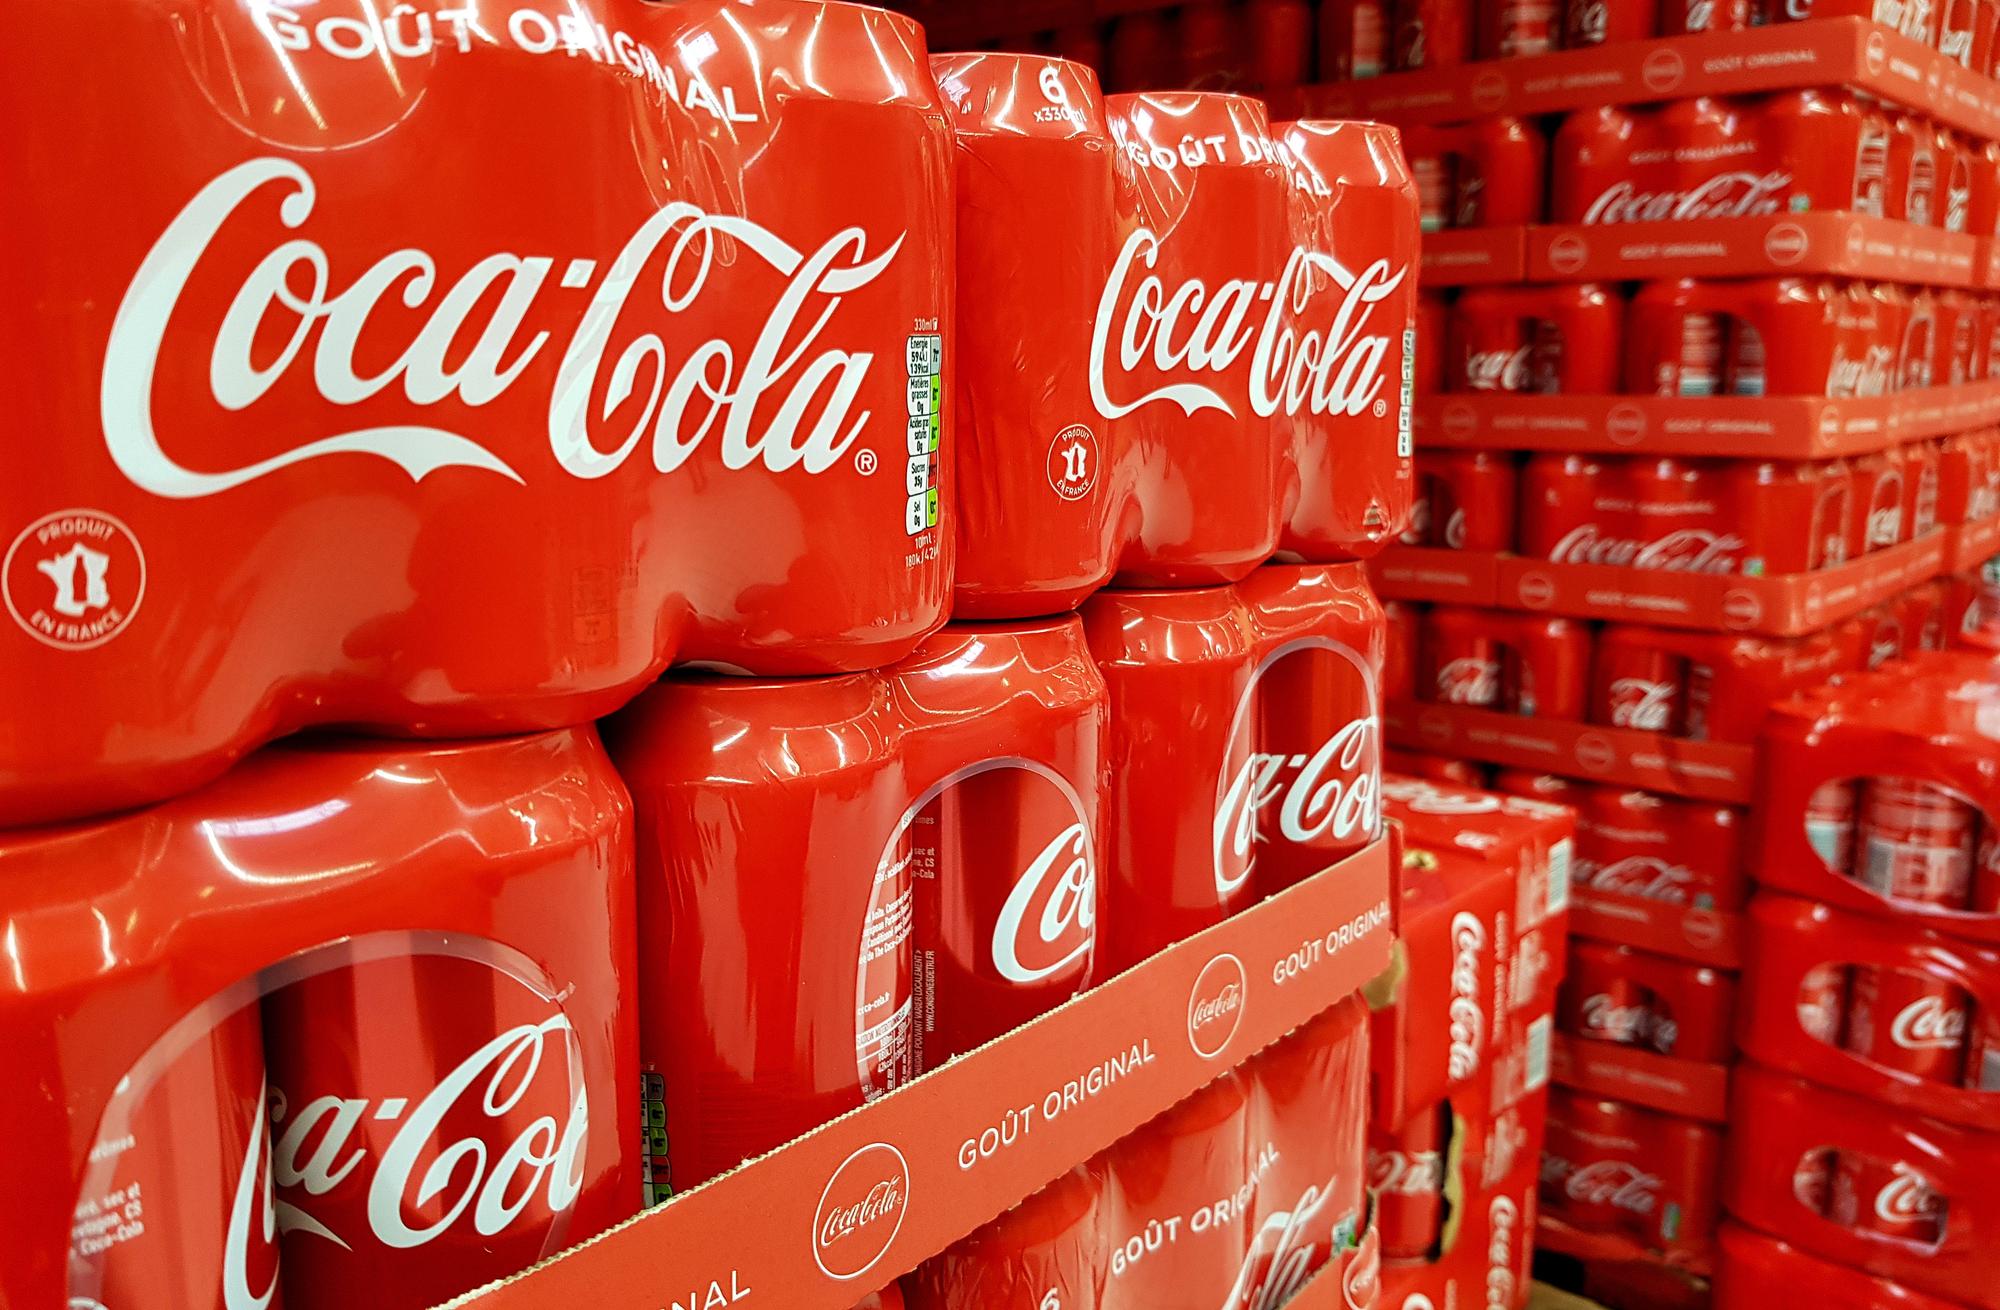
left=1465, top=346, right=1533, bottom=392
left=1448, top=912, right=1487, bottom=1079
left=1875, top=1163, right=1943, bottom=1224
left=1189, top=953, right=1249, bottom=1058
left=269, top=1013, right=588, bottom=1255
left=1583, top=172, right=1791, bottom=225
left=1548, top=525, right=1743, bottom=574
left=1891, top=994, right=1968, bottom=1051
left=1606, top=679, right=1675, bottom=731
left=1368, top=1147, right=1446, bottom=1197
left=993, top=818, right=1096, bottom=984
left=1583, top=855, right=1694, bottom=904
left=1579, top=993, right=1652, bottom=1045
left=1213, top=639, right=1382, bottom=897
left=1435, top=656, right=1499, bottom=705
left=1829, top=345, right=1895, bottom=399
left=1090, top=230, right=1408, bottom=425
left=812, top=1142, right=910, bottom=1279
left=1486, top=1196, right=1519, bottom=1310
left=1227, top=1178, right=1346, bottom=1310
left=106, top=162, right=908, bottom=498
left=1564, top=1159, right=1659, bottom=1214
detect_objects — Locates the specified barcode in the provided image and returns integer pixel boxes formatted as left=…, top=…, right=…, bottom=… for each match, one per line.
left=1525, top=1015, right=1552, bottom=1093
left=1546, top=839, right=1573, bottom=917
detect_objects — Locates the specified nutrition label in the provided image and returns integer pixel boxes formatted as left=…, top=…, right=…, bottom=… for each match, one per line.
left=906, top=331, right=942, bottom=538
left=641, top=1072, right=671, bottom=1207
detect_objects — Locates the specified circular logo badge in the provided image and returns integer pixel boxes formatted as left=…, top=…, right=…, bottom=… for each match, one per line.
left=1047, top=424, right=1101, bottom=502
left=1641, top=49, right=1686, bottom=93
left=1574, top=734, right=1618, bottom=774
left=1441, top=403, right=1479, bottom=443
left=1685, top=909, right=1725, bottom=950
left=1722, top=589, right=1765, bottom=629
left=1188, top=953, right=1248, bottom=1059
left=1606, top=404, right=1648, bottom=448
left=1546, top=234, right=1589, bottom=276
left=5, top=510, right=146, bottom=651
left=812, top=1142, right=910, bottom=1281
left=1471, top=72, right=1509, bottom=113
left=1765, top=222, right=1810, bottom=266
left=1516, top=573, right=1557, bottom=610
left=1865, top=31, right=1888, bottom=75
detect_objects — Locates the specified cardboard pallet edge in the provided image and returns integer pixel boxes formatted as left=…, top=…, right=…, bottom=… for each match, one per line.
left=1548, top=1033, right=1731, bottom=1124
left=440, top=841, right=1395, bottom=1310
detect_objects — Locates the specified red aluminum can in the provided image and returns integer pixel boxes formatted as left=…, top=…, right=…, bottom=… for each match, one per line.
left=1415, top=291, right=1451, bottom=393
left=1792, top=1149, right=1838, bottom=1216
left=1179, top=1, right=1244, bottom=89
left=1387, top=750, right=1489, bottom=786
left=1807, top=781, right=1860, bottom=876
left=1457, top=118, right=1550, bottom=228
left=904, top=1165, right=1106, bottom=1309
left=1541, top=1090, right=1644, bottom=1235
left=935, top=54, right=1119, bottom=619
left=1506, top=616, right=1593, bottom=721
left=1730, top=460, right=1845, bottom=576
left=1942, top=0, right=1984, bottom=68
left=1404, top=124, right=1453, bottom=232
left=69, top=1008, right=277, bottom=1310
left=1565, top=0, right=1659, bottom=45
left=1245, top=0, right=1314, bottom=89
left=1939, top=128, right=1974, bottom=234
left=1965, top=1006, right=2000, bottom=1091
left=1858, top=778, right=1979, bottom=909
left=1659, top=0, right=1751, bottom=33
left=1628, top=280, right=1728, bottom=398
left=854, top=1284, right=905, bottom=1310
left=1482, top=0, right=1561, bottom=57
left=1393, top=0, right=1475, bottom=70
left=1416, top=450, right=1519, bottom=552
left=1561, top=942, right=1658, bottom=1050
left=263, top=950, right=603, bottom=1310
left=1843, top=967, right=1971, bottom=1084
left=1849, top=450, right=1908, bottom=558
left=1890, top=113, right=1941, bottom=226
left=1578, top=786, right=1748, bottom=911
left=1493, top=770, right=1584, bottom=805
left=1450, top=284, right=1623, bottom=395
left=1050, top=24, right=1106, bottom=70
left=1321, top=0, right=1391, bottom=79
left=1977, top=823, right=2000, bottom=915
left=1422, top=607, right=1505, bottom=709
left=1370, top=1105, right=1448, bottom=1259
left=1828, top=1154, right=1949, bottom=1246
left=1384, top=600, right=1422, bottom=702
left=1593, top=643, right=1688, bottom=735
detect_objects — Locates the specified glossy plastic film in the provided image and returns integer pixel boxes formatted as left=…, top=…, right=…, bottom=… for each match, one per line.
left=0, top=0, right=954, bottom=827
left=0, top=727, right=638, bottom=1308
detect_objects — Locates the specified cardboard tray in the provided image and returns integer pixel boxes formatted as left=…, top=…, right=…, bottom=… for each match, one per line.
left=1385, top=701, right=1758, bottom=805
left=1534, top=1215, right=1714, bottom=1282
left=1415, top=384, right=2000, bottom=459
left=440, top=841, right=1395, bottom=1310
left=1548, top=1034, right=1731, bottom=1125
left=1368, top=534, right=1952, bottom=636
left=1524, top=212, right=1981, bottom=286
left=1281, top=18, right=1999, bottom=141
left=1566, top=888, right=1745, bottom=971
left=1422, top=227, right=1529, bottom=286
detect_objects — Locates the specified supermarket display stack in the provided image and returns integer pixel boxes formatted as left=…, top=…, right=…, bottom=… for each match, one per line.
left=1276, top=2, right=2000, bottom=1307
left=1717, top=648, right=2000, bottom=1310
left=0, top=4, right=1421, bottom=1310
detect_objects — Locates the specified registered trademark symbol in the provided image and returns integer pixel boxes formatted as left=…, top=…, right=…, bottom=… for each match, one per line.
left=1374, top=399, right=1388, bottom=418
left=855, top=450, right=878, bottom=475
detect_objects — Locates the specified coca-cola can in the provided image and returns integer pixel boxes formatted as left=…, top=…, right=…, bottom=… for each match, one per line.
left=1828, top=1153, right=1949, bottom=1247
left=1370, top=1105, right=1448, bottom=1259
left=262, top=949, right=601, bottom=1309
left=1564, top=0, right=1657, bottom=46
left=1482, top=0, right=1561, bottom=57
left=1592, top=639, right=1687, bottom=737
left=1320, top=0, right=1391, bottom=79
left=1793, top=1148, right=1838, bottom=1217
left=1541, top=1090, right=1644, bottom=1235
left=1561, top=942, right=1657, bottom=1051
left=1245, top=0, right=1314, bottom=89
left=1844, top=967, right=1971, bottom=1084
left=1858, top=778, right=1979, bottom=909
left=1423, top=609, right=1505, bottom=709
left=1421, top=450, right=1519, bottom=552
left=1106, top=12, right=1180, bottom=91
left=1807, top=781, right=1860, bottom=876
left=1660, top=0, right=1751, bottom=33
left=1393, top=0, right=1474, bottom=69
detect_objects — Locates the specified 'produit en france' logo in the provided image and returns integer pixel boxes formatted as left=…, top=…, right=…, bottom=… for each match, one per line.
left=5, top=509, right=145, bottom=650
left=812, top=1143, right=910, bottom=1281
left=1188, top=953, right=1248, bottom=1059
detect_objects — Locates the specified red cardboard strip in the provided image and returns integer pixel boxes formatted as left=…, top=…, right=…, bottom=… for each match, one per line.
left=1525, top=213, right=1981, bottom=286
left=1368, top=546, right=1503, bottom=606
left=1941, top=515, right=2000, bottom=572
left=1282, top=18, right=1992, bottom=141
left=1548, top=1034, right=1731, bottom=1125
left=1567, top=889, right=1745, bottom=971
left=1415, top=385, right=2000, bottom=459
left=443, top=842, right=1395, bottom=1310
left=1386, top=701, right=1757, bottom=805
left=1421, top=227, right=1529, bottom=287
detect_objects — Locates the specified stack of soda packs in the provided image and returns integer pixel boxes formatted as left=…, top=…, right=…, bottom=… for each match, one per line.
left=0, top=3, right=1425, bottom=1309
